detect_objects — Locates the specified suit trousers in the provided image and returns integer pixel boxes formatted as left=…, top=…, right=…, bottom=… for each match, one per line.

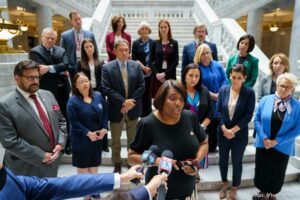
left=218, top=132, right=248, bottom=187
left=110, top=115, right=138, bottom=166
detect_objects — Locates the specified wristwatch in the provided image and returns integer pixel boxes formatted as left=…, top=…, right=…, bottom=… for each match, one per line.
left=200, top=124, right=207, bottom=131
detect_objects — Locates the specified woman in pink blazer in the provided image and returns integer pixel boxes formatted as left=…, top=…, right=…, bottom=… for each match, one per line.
left=105, top=16, right=131, bottom=61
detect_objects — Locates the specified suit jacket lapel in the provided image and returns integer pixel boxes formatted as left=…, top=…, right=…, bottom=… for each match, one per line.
left=15, top=90, right=49, bottom=137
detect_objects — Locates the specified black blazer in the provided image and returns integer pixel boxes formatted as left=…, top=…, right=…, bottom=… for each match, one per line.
left=150, top=39, right=179, bottom=79
left=29, top=45, right=70, bottom=97
left=217, top=86, right=255, bottom=138
left=184, top=86, right=214, bottom=123
left=76, top=59, right=104, bottom=92
left=101, top=60, right=145, bottom=122
left=132, top=38, right=154, bottom=67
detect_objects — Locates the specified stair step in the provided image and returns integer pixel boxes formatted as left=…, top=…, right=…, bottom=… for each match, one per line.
left=0, top=53, right=29, bottom=63
left=198, top=163, right=300, bottom=191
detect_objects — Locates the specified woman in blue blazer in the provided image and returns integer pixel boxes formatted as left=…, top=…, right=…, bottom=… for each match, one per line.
left=67, top=72, right=108, bottom=200
left=253, top=73, right=300, bottom=200
left=217, top=64, right=255, bottom=200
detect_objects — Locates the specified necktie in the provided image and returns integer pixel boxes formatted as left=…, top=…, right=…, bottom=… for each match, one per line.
left=121, top=63, right=128, bottom=98
left=30, top=94, right=55, bottom=149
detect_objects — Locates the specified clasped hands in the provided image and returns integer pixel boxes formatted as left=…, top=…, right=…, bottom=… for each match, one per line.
left=121, top=99, right=136, bottom=114
left=221, top=125, right=240, bottom=140
left=43, top=144, right=63, bottom=164
left=263, top=139, right=278, bottom=149
left=87, top=129, right=108, bottom=142
left=156, top=73, right=166, bottom=83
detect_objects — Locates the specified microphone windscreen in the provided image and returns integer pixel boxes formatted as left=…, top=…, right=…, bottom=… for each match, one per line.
left=149, top=145, right=159, bottom=155
left=161, top=150, right=173, bottom=159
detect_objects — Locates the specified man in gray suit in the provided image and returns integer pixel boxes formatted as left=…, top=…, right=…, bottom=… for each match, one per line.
left=101, top=39, right=145, bottom=173
left=0, top=60, right=67, bottom=178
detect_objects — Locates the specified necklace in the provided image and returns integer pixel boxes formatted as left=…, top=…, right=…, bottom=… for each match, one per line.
left=276, top=110, right=284, bottom=122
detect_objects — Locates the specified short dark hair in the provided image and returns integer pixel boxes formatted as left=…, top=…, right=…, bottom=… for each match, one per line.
left=114, top=38, right=129, bottom=50
left=237, top=34, right=255, bottom=53
left=111, top=15, right=127, bottom=33
left=14, top=60, right=39, bottom=76
left=69, top=11, right=80, bottom=20
left=230, top=64, right=247, bottom=77
left=181, top=63, right=203, bottom=92
left=72, top=72, right=93, bottom=98
left=153, top=80, right=186, bottom=111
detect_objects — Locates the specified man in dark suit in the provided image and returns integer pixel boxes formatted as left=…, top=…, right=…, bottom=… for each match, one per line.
left=30, top=28, right=70, bottom=119
left=182, top=24, right=218, bottom=71
left=60, top=11, right=98, bottom=79
left=0, top=60, right=67, bottom=178
left=30, top=27, right=71, bottom=154
left=102, top=39, right=145, bottom=173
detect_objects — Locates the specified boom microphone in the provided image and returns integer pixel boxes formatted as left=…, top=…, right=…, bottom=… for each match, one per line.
left=157, top=150, right=173, bottom=200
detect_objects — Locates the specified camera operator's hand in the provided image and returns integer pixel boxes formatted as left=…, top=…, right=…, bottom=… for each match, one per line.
left=119, top=165, right=144, bottom=184
left=146, top=174, right=168, bottom=197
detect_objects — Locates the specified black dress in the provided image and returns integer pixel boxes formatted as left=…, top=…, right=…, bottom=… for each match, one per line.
left=254, top=109, right=289, bottom=194
left=130, top=110, right=206, bottom=199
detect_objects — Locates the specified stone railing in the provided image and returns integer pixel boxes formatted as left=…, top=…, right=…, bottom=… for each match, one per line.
left=32, top=0, right=99, bottom=18
left=84, top=0, right=112, bottom=54
left=113, top=8, right=193, bottom=19
left=206, top=0, right=272, bottom=19
left=112, top=0, right=194, bottom=18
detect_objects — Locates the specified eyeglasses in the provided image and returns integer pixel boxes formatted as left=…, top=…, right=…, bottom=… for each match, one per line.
left=167, top=95, right=184, bottom=104
left=277, top=84, right=293, bottom=90
left=21, top=75, right=40, bottom=81
left=77, top=80, right=89, bottom=84
left=201, top=52, right=211, bottom=56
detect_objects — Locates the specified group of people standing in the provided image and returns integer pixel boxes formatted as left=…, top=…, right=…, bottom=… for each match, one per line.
left=0, top=10, right=299, bottom=200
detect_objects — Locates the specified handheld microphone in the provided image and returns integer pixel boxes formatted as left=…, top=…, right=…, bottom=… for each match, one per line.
left=157, top=150, right=173, bottom=200
left=130, top=145, right=159, bottom=185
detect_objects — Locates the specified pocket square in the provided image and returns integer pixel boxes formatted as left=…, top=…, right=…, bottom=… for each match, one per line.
left=53, top=105, right=60, bottom=111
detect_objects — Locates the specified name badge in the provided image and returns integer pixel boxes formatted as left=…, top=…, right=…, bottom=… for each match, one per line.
left=76, top=50, right=81, bottom=59
left=162, top=60, right=167, bottom=69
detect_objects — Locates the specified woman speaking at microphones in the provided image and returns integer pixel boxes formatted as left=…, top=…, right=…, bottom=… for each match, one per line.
left=128, top=80, right=208, bottom=200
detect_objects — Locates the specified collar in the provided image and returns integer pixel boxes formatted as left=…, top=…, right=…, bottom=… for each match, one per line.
left=73, top=27, right=82, bottom=34
left=116, top=59, right=128, bottom=68
left=16, top=87, right=38, bottom=100
left=273, top=92, right=292, bottom=114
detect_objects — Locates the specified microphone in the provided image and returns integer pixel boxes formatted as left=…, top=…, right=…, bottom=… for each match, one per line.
left=157, top=150, right=173, bottom=200
left=130, top=145, right=159, bottom=185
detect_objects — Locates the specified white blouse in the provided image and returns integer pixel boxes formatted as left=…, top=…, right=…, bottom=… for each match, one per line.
left=228, top=89, right=239, bottom=120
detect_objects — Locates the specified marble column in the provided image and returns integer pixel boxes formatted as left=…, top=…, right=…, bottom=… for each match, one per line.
left=36, top=5, right=52, bottom=41
left=289, top=0, right=300, bottom=77
left=247, top=8, right=263, bottom=47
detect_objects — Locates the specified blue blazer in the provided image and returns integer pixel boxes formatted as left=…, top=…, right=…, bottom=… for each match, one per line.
left=254, top=95, right=300, bottom=156
left=217, top=86, right=255, bottom=138
left=0, top=167, right=150, bottom=200
left=101, top=60, right=145, bottom=122
left=182, top=40, right=218, bottom=71
left=60, top=29, right=97, bottom=75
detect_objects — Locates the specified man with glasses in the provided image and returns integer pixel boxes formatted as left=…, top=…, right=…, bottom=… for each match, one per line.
left=182, top=24, right=218, bottom=72
left=0, top=60, right=67, bottom=178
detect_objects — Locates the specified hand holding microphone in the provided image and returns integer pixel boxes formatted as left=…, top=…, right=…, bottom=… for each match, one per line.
left=156, top=150, right=173, bottom=200
left=130, top=145, right=159, bottom=185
